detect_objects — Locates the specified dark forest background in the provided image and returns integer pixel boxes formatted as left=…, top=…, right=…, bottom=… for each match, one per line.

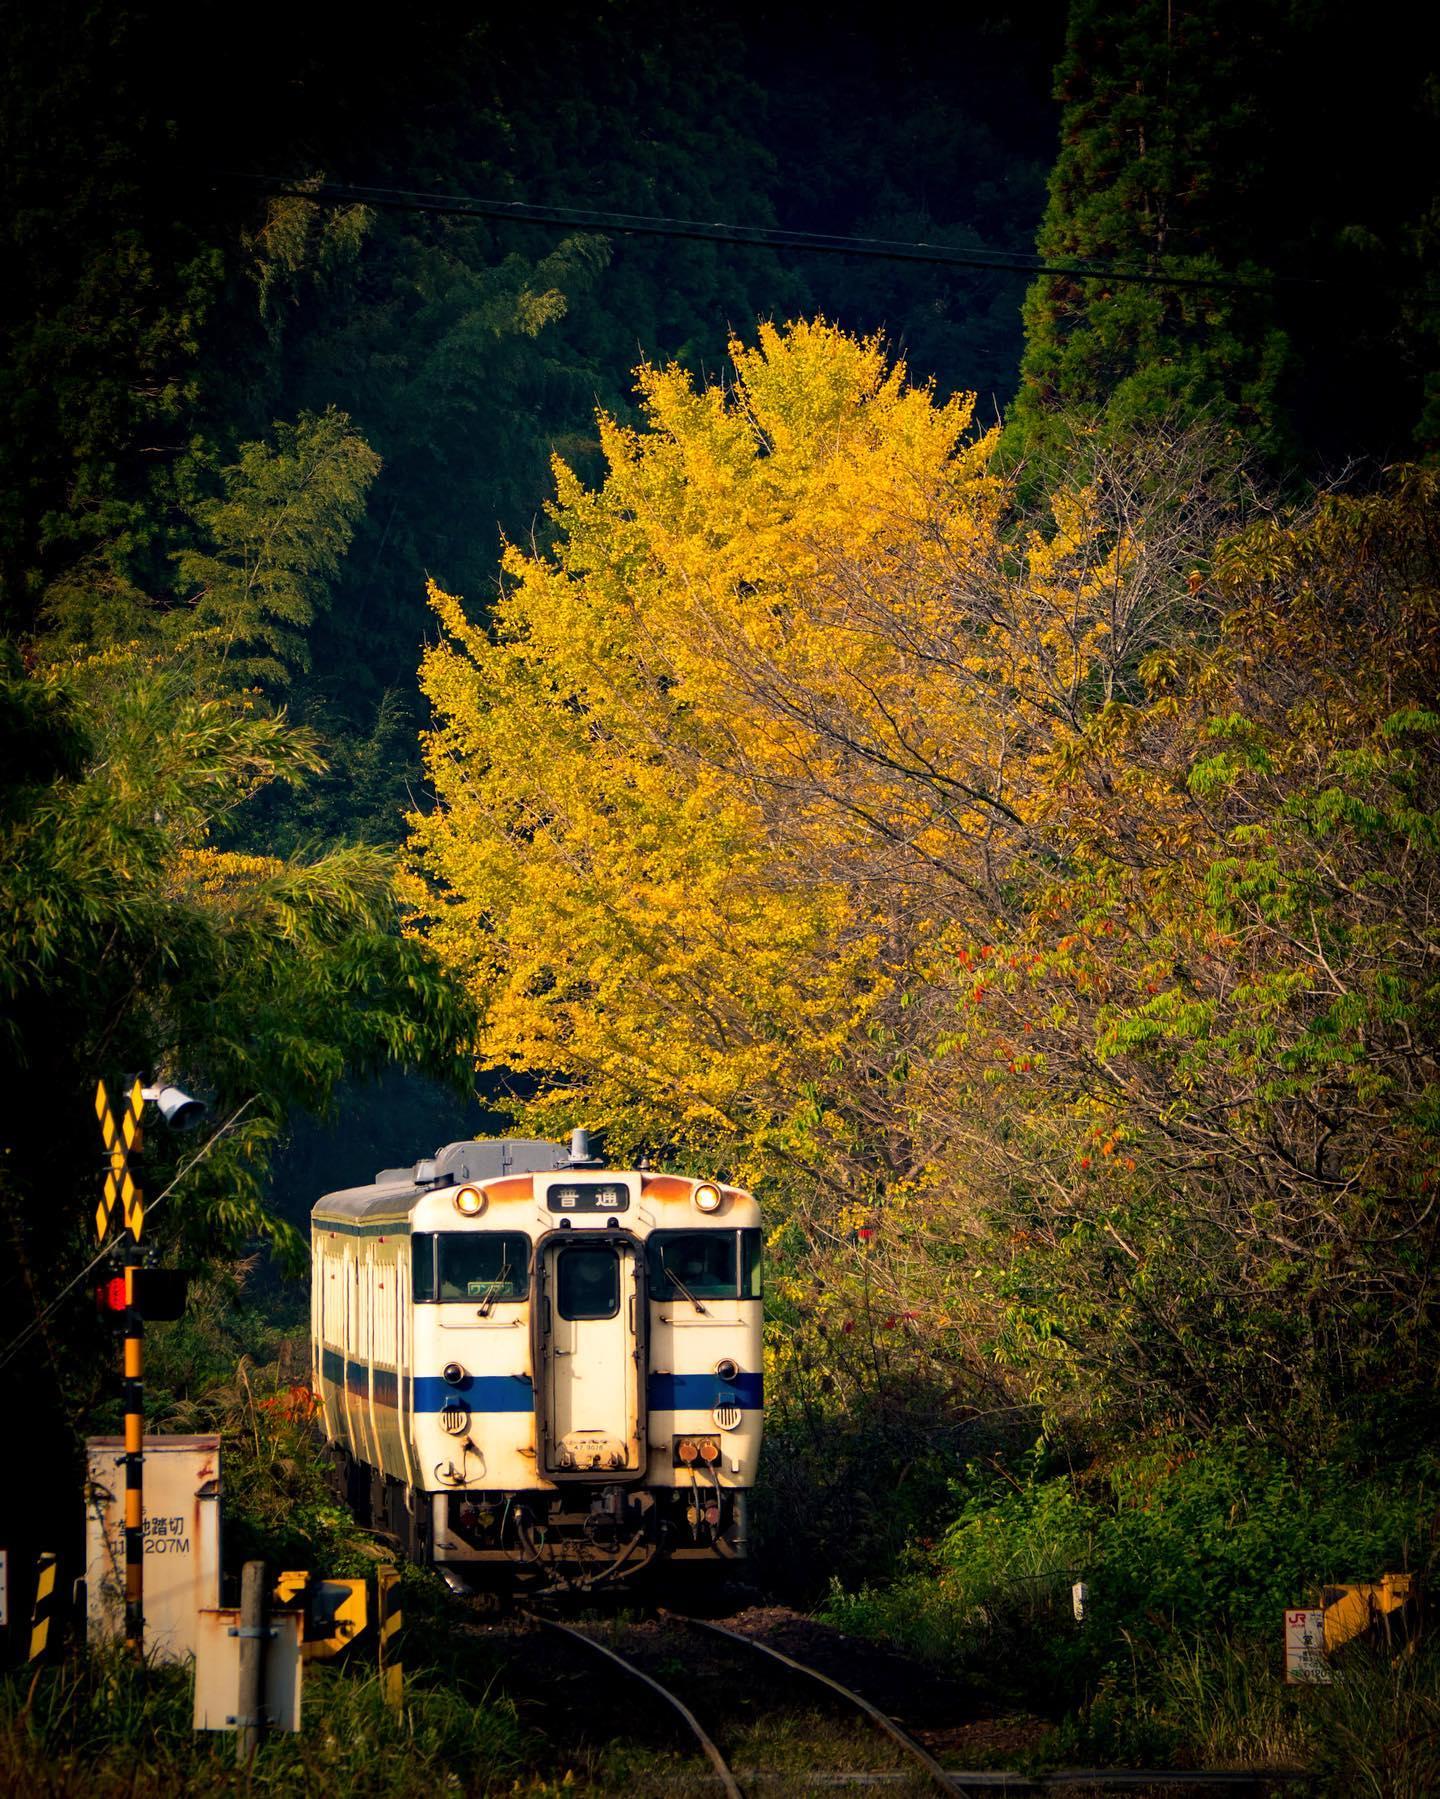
left=9, top=1, right=1435, bottom=731
left=7, top=0, right=1435, bottom=1211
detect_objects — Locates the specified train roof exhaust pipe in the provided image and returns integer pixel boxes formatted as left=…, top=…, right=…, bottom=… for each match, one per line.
left=568, top=1127, right=603, bottom=1168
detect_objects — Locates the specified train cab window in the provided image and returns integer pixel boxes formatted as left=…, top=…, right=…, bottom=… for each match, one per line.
left=741, top=1228, right=762, bottom=1299
left=648, top=1231, right=734, bottom=1300
left=412, top=1233, right=437, bottom=1302
left=555, top=1244, right=620, bottom=1320
left=647, top=1230, right=763, bottom=1301
left=430, top=1231, right=530, bottom=1304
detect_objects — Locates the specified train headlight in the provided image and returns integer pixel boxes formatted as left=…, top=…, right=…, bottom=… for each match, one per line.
left=440, top=1400, right=471, bottom=1436
left=714, top=1358, right=739, bottom=1382
left=454, top=1185, right=485, bottom=1216
left=693, top=1183, right=722, bottom=1213
left=442, top=1362, right=466, bottom=1387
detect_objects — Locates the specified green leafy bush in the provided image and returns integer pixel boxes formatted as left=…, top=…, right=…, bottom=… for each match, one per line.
left=825, top=1437, right=1436, bottom=1695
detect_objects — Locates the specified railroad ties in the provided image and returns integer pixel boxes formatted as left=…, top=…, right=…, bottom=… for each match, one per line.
left=662, top=1610, right=958, bottom=1794
left=523, top=1604, right=959, bottom=1796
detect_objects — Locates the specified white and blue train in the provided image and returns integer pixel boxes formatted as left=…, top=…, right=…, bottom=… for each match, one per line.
left=311, top=1131, right=762, bottom=1591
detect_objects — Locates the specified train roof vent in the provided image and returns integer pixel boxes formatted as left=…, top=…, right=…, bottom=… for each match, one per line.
left=435, top=1138, right=571, bottom=1183
left=370, top=1138, right=572, bottom=1189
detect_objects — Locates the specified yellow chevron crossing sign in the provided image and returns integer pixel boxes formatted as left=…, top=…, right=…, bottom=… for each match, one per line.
left=95, top=1078, right=145, bottom=1242
left=274, top=1570, right=368, bottom=1661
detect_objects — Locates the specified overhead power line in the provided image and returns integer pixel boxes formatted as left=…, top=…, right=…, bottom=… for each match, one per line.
left=227, top=175, right=1324, bottom=293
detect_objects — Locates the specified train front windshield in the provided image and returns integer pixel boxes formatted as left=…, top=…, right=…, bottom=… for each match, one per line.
left=411, top=1231, right=531, bottom=1302
left=647, top=1229, right=761, bottom=1300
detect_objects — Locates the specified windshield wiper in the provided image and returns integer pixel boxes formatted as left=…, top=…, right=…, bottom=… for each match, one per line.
left=476, top=1261, right=511, bottom=1317
left=661, top=1258, right=707, bottom=1316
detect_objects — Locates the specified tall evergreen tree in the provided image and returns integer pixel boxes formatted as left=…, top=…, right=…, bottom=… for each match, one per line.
left=1008, top=1, right=1440, bottom=472
left=1007, top=0, right=1292, bottom=467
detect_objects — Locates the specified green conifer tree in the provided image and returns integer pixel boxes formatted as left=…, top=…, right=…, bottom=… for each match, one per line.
left=1006, top=0, right=1292, bottom=468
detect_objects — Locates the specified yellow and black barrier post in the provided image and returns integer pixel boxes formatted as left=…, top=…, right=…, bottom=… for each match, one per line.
left=121, top=1235, right=144, bottom=1655
left=26, top=1552, right=58, bottom=1662
left=376, top=1565, right=403, bottom=1708
left=96, top=1076, right=146, bottom=1657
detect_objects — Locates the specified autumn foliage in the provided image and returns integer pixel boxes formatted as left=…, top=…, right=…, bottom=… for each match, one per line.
left=405, top=321, right=1440, bottom=1451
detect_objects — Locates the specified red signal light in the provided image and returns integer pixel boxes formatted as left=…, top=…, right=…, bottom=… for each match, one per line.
left=97, top=1275, right=127, bottom=1313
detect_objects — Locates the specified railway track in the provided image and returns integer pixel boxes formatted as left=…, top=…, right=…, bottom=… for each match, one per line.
left=529, top=1611, right=743, bottom=1798
left=499, top=1600, right=1313, bottom=1797
left=665, top=1609, right=959, bottom=1793
left=525, top=1604, right=953, bottom=1795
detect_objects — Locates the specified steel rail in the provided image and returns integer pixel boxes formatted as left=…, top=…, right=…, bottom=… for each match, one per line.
left=527, top=1611, right=743, bottom=1799
left=664, top=1611, right=964, bottom=1796
left=933, top=1773, right=1314, bottom=1791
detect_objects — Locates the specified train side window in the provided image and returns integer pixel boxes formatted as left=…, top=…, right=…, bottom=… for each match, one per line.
left=556, top=1244, right=620, bottom=1320
left=436, top=1231, right=530, bottom=1304
left=647, top=1231, right=739, bottom=1300
left=740, top=1229, right=762, bottom=1299
left=412, top=1233, right=436, bottom=1303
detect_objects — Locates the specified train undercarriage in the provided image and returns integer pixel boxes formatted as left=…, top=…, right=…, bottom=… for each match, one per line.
left=336, top=1446, right=749, bottom=1594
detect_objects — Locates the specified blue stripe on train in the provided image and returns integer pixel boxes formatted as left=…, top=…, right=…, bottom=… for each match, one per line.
left=647, top=1372, right=763, bottom=1410
left=320, top=1348, right=416, bottom=1410
left=413, top=1373, right=535, bottom=1412
left=321, top=1349, right=761, bottom=1414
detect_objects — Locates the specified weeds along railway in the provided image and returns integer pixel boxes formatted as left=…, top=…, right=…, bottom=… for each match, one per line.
left=454, top=1603, right=1316, bottom=1797
left=503, top=1610, right=1321, bottom=1797
left=311, top=1131, right=762, bottom=1594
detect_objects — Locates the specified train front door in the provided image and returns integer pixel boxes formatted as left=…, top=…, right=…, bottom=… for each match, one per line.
left=541, top=1238, right=642, bottom=1477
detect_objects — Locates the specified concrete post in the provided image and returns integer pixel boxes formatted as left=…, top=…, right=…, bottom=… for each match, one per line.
left=235, top=1560, right=267, bottom=1763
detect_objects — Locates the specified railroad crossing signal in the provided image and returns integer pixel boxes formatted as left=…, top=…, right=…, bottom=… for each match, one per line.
left=94, top=1074, right=148, bottom=1656
left=95, top=1077, right=145, bottom=1242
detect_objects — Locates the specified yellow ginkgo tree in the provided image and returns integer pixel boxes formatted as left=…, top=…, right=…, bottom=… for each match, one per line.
left=406, top=320, right=1440, bottom=1446
left=402, top=321, right=1147, bottom=1192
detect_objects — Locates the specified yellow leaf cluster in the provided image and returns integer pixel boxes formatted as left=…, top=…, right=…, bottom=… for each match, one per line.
left=404, top=321, right=1138, bottom=1173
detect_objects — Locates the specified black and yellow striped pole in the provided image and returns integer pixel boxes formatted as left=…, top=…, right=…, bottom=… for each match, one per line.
left=27, top=1551, right=58, bottom=1661
left=96, top=1077, right=146, bottom=1658
left=376, top=1565, right=403, bottom=1708
left=121, top=1234, right=144, bottom=1654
